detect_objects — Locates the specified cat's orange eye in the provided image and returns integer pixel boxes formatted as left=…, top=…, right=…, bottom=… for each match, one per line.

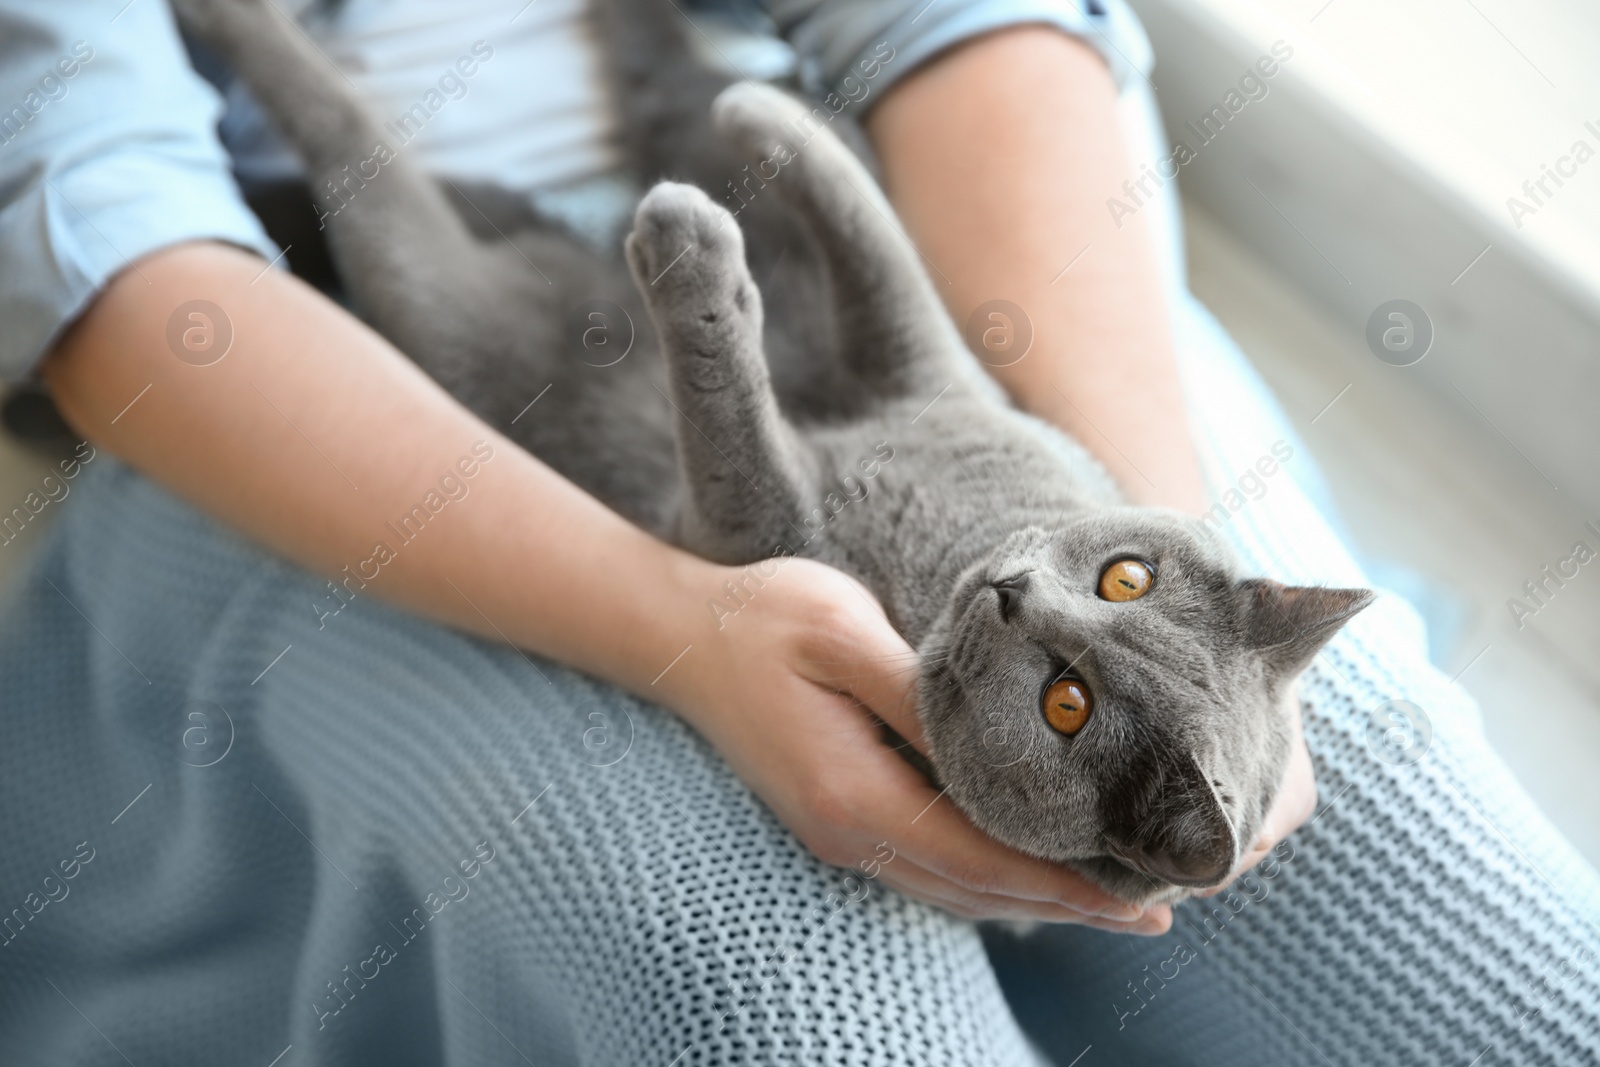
left=1099, top=558, right=1154, bottom=602
left=1042, top=674, right=1093, bottom=735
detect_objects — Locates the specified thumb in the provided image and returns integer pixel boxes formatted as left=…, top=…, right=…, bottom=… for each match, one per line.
left=851, top=626, right=926, bottom=755
left=797, top=571, right=927, bottom=755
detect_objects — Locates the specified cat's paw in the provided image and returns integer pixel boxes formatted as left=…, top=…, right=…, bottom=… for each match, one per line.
left=625, top=182, right=759, bottom=351
left=711, top=82, right=815, bottom=158
left=625, top=182, right=744, bottom=294
left=626, top=183, right=766, bottom=397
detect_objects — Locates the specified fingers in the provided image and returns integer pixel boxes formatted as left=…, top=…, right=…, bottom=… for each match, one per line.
left=1201, top=688, right=1316, bottom=896
left=842, top=625, right=926, bottom=756
left=1262, top=732, right=1317, bottom=844
left=874, top=856, right=1092, bottom=924
left=1247, top=692, right=1316, bottom=857
left=853, top=745, right=1147, bottom=920
left=793, top=577, right=928, bottom=755
left=783, top=680, right=1166, bottom=928
left=872, top=856, right=1171, bottom=933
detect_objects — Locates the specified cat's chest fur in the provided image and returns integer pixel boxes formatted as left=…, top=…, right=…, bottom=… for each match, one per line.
left=789, top=395, right=1122, bottom=645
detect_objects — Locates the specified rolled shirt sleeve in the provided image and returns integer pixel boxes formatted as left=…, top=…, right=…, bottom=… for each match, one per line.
left=0, top=0, right=277, bottom=381
left=766, top=0, right=1152, bottom=101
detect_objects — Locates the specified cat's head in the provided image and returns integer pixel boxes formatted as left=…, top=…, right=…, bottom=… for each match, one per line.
left=917, top=507, right=1372, bottom=904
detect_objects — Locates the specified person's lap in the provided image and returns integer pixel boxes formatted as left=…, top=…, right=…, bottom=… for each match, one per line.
left=6, top=281, right=1598, bottom=1065
left=4, top=83, right=1599, bottom=1067
left=0, top=458, right=1048, bottom=1065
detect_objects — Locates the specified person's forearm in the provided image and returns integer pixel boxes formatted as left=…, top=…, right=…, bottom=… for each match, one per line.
left=866, top=26, right=1206, bottom=513
left=43, top=241, right=714, bottom=696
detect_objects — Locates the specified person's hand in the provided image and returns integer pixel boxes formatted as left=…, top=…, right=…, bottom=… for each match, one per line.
left=1201, top=682, right=1316, bottom=896
left=658, top=556, right=1171, bottom=933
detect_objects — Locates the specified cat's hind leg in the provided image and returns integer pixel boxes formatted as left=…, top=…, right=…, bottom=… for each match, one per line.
left=170, top=0, right=518, bottom=393
left=625, top=183, right=812, bottom=563
left=710, top=82, right=968, bottom=397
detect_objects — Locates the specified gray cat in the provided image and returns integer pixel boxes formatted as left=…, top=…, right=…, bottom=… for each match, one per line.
left=172, top=0, right=1372, bottom=905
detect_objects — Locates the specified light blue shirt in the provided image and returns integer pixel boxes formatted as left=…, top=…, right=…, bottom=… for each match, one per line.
left=0, top=0, right=1150, bottom=381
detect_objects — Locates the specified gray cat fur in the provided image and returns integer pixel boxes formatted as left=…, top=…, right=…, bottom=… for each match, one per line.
left=170, top=0, right=1372, bottom=904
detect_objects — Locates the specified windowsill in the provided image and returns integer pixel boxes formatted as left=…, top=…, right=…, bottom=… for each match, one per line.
left=1149, top=0, right=1600, bottom=302
left=1129, top=0, right=1600, bottom=515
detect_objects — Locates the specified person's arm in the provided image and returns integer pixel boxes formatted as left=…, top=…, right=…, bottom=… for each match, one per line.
left=865, top=25, right=1313, bottom=878
left=42, top=240, right=1161, bottom=930
left=865, top=25, right=1204, bottom=513
left=18, top=0, right=1161, bottom=929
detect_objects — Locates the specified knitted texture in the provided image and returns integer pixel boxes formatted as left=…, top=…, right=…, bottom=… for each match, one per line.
left=986, top=295, right=1600, bottom=1066
left=2, top=290, right=1597, bottom=1066
left=0, top=458, right=1044, bottom=1066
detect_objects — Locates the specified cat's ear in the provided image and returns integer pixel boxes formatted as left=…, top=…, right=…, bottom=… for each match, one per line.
left=1238, top=579, right=1375, bottom=677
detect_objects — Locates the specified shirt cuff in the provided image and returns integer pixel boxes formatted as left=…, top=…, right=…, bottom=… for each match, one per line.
left=0, top=0, right=278, bottom=381
left=778, top=0, right=1153, bottom=104
left=0, top=156, right=278, bottom=382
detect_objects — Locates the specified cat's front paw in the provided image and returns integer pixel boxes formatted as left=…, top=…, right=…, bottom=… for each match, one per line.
left=624, top=183, right=762, bottom=372
left=624, top=182, right=744, bottom=297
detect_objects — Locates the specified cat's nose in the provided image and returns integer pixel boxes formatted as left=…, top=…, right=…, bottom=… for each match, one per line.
left=992, top=573, right=1031, bottom=622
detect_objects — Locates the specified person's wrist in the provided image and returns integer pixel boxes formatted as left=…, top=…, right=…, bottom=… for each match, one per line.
left=636, top=552, right=845, bottom=731
left=608, top=537, right=731, bottom=716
